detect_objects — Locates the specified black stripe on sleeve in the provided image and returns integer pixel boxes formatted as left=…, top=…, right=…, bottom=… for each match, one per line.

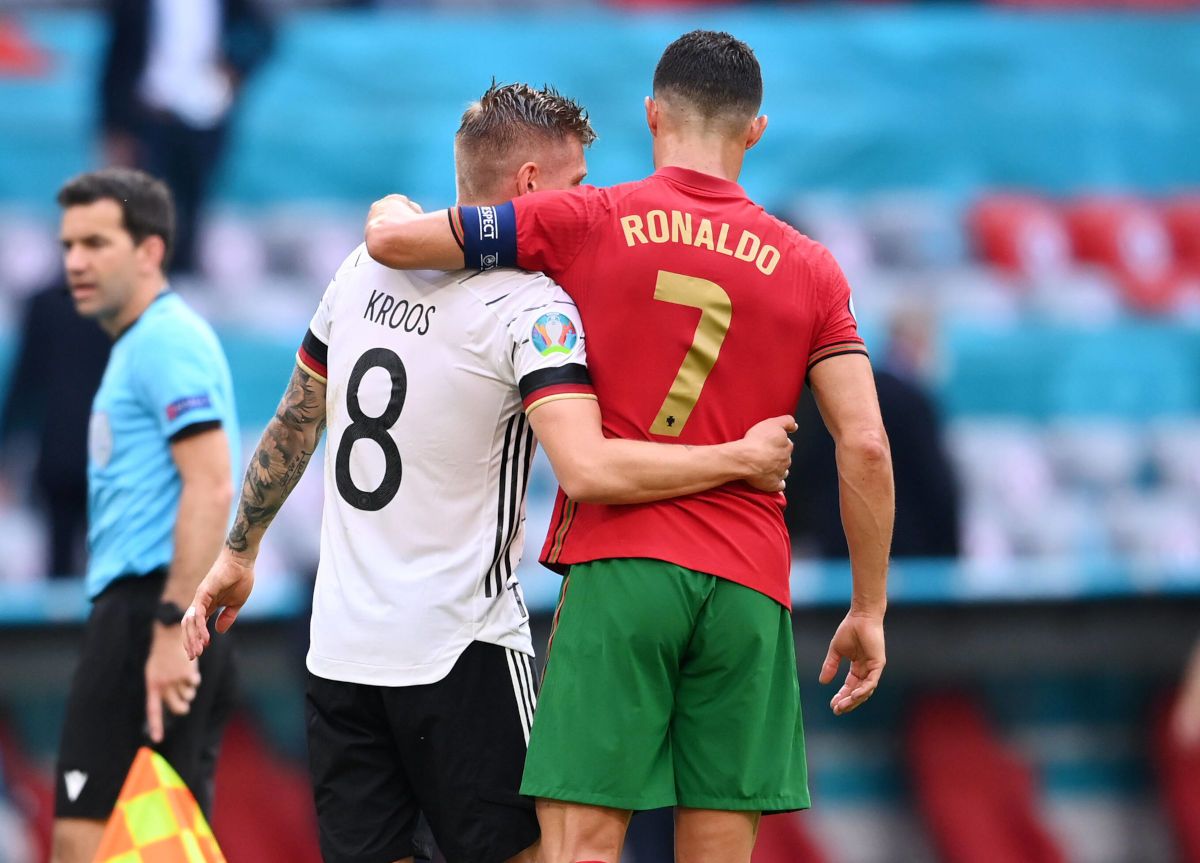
left=168, top=419, right=222, bottom=443
left=301, top=328, right=328, bottom=367
left=806, top=347, right=870, bottom=371
left=518, top=364, right=592, bottom=401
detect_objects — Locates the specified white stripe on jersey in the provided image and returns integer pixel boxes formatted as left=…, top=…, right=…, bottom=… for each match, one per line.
left=505, top=647, right=534, bottom=745
left=304, top=246, right=589, bottom=687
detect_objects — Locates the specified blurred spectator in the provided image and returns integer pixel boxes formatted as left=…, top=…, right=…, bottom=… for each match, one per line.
left=789, top=307, right=960, bottom=558
left=0, top=284, right=109, bottom=578
left=100, top=0, right=274, bottom=275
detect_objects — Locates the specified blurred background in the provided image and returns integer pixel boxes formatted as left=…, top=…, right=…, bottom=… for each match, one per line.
left=1, top=0, right=1199, bottom=861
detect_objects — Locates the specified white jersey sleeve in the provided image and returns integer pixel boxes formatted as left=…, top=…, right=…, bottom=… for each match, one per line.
left=495, top=275, right=595, bottom=414
left=297, top=246, right=366, bottom=383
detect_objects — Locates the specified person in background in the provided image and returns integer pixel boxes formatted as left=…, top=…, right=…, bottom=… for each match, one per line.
left=0, top=284, right=110, bottom=577
left=790, top=306, right=959, bottom=559
left=51, top=168, right=238, bottom=863
left=100, top=0, right=273, bottom=275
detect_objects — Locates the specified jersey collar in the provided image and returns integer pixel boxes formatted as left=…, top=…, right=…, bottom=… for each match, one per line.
left=654, top=166, right=747, bottom=198
left=113, top=288, right=172, bottom=342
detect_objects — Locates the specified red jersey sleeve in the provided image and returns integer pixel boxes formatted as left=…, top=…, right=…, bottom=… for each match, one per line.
left=511, top=185, right=606, bottom=280
left=807, top=246, right=868, bottom=373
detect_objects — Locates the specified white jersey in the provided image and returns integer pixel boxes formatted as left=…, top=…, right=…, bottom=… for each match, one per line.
left=296, top=245, right=594, bottom=686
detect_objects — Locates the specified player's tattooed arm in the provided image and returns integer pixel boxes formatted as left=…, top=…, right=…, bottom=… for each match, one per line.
left=226, top=365, right=327, bottom=555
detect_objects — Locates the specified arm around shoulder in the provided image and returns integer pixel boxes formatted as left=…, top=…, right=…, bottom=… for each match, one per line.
left=364, top=196, right=464, bottom=271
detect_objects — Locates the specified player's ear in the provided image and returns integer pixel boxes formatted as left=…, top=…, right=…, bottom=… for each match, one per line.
left=515, top=161, right=539, bottom=196
left=645, top=96, right=659, bottom=137
left=746, top=114, right=768, bottom=151
left=136, top=234, right=167, bottom=274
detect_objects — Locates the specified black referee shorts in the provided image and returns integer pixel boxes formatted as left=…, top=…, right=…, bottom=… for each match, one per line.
left=55, top=572, right=237, bottom=820
left=306, top=640, right=540, bottom=863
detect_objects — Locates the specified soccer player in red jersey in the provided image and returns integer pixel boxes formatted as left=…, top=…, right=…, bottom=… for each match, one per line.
left=365, top=31, right=894, bottom=863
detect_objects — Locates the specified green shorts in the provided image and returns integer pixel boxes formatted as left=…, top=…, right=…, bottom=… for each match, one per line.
left=522, top=558, right=809, bottom=812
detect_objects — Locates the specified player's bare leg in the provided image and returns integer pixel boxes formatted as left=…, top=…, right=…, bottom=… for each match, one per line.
left=674, top=807, right=761, bottom=863
left=536, top=799, right=630, bottom=863
left=504, top=840, right=540, bottom=863
left=389, top=857, right=414, bottom=863
left=50, top=817, right=105, bottom=863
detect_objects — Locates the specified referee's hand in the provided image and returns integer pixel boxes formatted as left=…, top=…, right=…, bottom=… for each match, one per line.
left=183, top=547, right=256, bottom=661
left=145, top=626, right=200, bottom=744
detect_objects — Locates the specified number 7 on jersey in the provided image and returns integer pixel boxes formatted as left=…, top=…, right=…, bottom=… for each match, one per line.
left=650, top=271, right=732, bottom=437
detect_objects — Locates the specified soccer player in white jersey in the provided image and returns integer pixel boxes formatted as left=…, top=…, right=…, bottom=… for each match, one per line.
left=182, top=83, right=794, bottom=863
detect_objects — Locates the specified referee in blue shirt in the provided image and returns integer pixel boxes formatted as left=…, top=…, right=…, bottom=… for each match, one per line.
left=50, top=169, right=239, bottom=863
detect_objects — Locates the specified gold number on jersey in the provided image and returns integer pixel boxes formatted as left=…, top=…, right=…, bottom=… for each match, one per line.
left=649, top=271, right=732, bottom=437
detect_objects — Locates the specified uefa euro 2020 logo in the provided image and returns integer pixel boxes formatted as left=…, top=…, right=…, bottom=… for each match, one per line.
left=531, top=312, right=579, bottom=357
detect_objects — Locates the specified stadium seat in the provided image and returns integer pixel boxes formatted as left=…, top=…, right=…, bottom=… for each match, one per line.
left=908, top=694, right=1066, bottom=863
left=861, top=193, right=967, bottom=270
left=930, top=266, right=1023, bottom=324
left=1043, top=420, right=1143, bottom=490
left=0, top=20, right=48, bottom=77
left=1147, top=419, right=1200, bottom=493
left=752, top=813, right=828, bottom=863
left=198, top=211, right=269, bottom=291
left=212, top=715, right=322, bottom=863
left=0, top=717, right=52, bottom=862
left=1163, top=196, right=1200, bottom=272
left=1062, top=198, right=1182, bottom=312
left=969, top=194, right=1071, bottom=279
left=0, top=213, right=59, bottom=300
left=1104, top=490, right=1200, bottom=567
left=1008, top=491, right=1099, bottom=558
left=1151, top=695, right=1200, bottom=863
left=1025, top=266, right=1122, bottom=324
left=947, top=420, right=1055, bottom=514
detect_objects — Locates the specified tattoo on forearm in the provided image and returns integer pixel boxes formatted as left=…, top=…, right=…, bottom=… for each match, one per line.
left=226, top=366, right=327, bottom=553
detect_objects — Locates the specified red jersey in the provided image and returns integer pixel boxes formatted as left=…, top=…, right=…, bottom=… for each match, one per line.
left=458, top=167, right=865, bottom=606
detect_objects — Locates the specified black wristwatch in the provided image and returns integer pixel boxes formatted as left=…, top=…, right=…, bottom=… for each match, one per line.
left=154, top=600, right=186, bottom=627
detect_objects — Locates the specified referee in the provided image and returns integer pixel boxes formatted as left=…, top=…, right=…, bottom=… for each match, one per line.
left=50, top=169, right=239, bottom=863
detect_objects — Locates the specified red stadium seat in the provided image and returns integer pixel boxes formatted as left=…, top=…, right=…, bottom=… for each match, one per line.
left=0, top=19, right=49, bottom=76
left=752, top=812, right=828, bottom=863
left=1151, top=693, right=1200, bottom=863
left=1063, top=197, right=1183, bottom=311
left=970, top=194, right=1071, bottom=278
left=1163, top=196, right=1200, bottom=271
left=212, top=715, right=323, bottom=863
left=0, top=717, right=53, bottom=862
left=908, top=694, right=1066, bottom=863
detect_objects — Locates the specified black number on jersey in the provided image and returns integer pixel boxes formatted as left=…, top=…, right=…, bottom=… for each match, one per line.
left=335, top=348, right=406, bottom=511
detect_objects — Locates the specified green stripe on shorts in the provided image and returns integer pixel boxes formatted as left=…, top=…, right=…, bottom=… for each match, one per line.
left=522, top=558, right=810, bottom=812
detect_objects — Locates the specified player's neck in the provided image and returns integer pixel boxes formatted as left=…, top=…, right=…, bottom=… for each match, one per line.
left=653, top=134, right=746, bottom=184
left=102, top=274, right=167, bottom=339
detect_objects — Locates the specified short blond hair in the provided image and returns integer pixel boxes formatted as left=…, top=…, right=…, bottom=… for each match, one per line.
left=455, top=82, right=596, bottom=200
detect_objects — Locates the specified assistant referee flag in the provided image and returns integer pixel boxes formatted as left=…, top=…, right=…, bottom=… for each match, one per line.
left=94, top=747, right=225, bottom=862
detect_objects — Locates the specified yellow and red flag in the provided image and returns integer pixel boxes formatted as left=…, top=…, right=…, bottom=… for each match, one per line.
left=93, top=747, right=225, bottom=863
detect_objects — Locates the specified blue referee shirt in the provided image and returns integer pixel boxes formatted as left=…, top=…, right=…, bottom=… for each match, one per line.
left=85, top=292, right=239, bottom=599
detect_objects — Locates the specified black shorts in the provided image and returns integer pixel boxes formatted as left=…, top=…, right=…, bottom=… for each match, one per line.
left=55, top=572, right=237, bottom=820
left=306, top=640, right=540, bottom=863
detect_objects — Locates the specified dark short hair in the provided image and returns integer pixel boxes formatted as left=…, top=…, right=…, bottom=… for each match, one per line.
left=455, top=82, right=596, bottom=198
left=57, top=168, right=175, bottom=266
left=653, top=30, right=762, bottom=122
